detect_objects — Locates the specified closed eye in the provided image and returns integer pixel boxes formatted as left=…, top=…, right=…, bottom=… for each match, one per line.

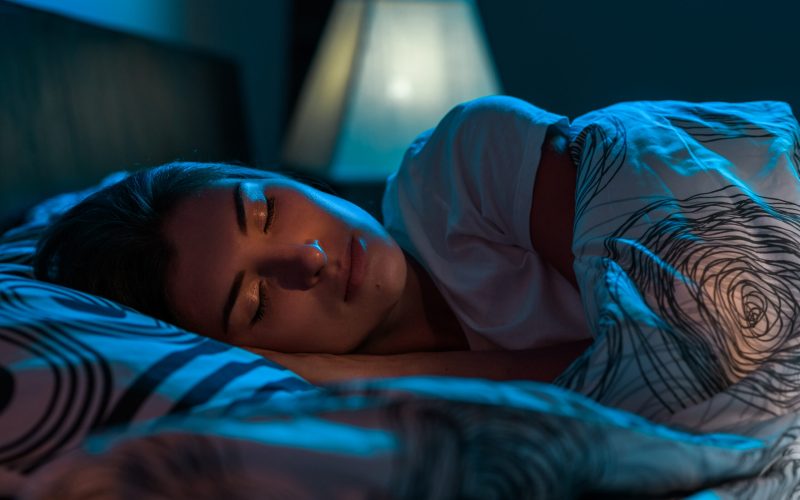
left=251, top=280, right=268, bottom=325
left=263, top=196, right=275, bottom=233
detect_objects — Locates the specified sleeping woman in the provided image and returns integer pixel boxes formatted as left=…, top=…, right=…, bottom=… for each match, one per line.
left=33, top=96, right=594, bottom=385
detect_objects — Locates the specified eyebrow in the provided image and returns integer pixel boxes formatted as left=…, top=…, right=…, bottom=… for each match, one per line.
left=223, top=270, right=245, bottom=334
left=234, top=181, right=247, bottom=235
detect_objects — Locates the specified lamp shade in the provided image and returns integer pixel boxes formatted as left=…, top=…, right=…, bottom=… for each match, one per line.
left=283, top=0, right=501, bottom=182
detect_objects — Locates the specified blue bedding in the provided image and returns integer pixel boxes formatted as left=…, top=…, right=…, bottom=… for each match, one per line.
left=5, top=101, right=800, bottom=498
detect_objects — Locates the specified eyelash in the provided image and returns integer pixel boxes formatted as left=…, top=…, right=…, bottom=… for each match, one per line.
left=253, top=281, right=267, bottom=325
left=263, top=196, right=275, bottom=232
left=252, top=197, right=275, bottom=325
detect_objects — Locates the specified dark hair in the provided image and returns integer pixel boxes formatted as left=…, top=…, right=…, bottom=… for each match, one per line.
left=33, top=162, right=291, bottom=323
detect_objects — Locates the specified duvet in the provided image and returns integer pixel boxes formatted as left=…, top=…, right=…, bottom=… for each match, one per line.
left=5, top=100, right=800, bottom=498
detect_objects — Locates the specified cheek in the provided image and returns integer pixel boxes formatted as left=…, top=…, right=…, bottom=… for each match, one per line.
left=369, top=243, right=407, bottom=300
left=253, top=293, right=342, bottom=353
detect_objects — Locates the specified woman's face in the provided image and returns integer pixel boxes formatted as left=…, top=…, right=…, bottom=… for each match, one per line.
left=162, top=177, right=408, bottom=353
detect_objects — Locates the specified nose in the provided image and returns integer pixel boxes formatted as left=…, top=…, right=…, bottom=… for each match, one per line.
left=259, top=239, right=328, bottom=290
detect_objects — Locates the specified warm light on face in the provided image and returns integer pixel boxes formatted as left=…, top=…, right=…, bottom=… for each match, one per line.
left=163, top=178, right=409, bottom=354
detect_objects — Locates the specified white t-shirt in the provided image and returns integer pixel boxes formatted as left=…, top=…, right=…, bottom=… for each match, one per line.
left=382, top=95, right=591, bottom=350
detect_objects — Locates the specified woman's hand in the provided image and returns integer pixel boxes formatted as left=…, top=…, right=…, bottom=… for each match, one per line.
left=242, top=347, right=359, bottom=385
left=243, top=339, right=593, bottom=385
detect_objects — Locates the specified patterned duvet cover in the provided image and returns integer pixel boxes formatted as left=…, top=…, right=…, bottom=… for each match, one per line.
left=5, top=101, right=800, bottom=498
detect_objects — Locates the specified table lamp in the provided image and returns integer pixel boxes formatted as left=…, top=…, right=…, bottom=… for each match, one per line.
left=283, top=0, right=500, bottom=183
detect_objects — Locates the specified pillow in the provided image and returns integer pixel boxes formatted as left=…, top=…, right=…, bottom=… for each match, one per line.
left=0, top=174, right=316, bottom=475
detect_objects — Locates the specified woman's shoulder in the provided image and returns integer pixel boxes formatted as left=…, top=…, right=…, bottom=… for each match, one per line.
left=383, top=95, right=569, bottom=226
left=446, top=95, right=566, bottom=131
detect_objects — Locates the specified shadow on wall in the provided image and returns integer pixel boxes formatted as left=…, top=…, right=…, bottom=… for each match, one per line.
left=477, top=0, right=800, bottom=118
left=5, top=0, right=289, bottom=167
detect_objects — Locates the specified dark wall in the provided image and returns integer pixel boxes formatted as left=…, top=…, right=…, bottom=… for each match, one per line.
left=477, top=0, right=800, bottom=118
left=285, top=0, right=800, bottom=217
left=288, top=1, right=800, bottom=126
left=5, top=0, right=288, bottom=167
left=0, top=1, right=249, bottom=216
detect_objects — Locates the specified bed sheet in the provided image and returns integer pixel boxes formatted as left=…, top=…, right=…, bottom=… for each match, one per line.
left=556, top=100, right=800, bottom=495
left=6, top=101, right=800, bottom=497
left=559, top=100, right=800, bottom=428
left=18, top=377, right=795, bottom=499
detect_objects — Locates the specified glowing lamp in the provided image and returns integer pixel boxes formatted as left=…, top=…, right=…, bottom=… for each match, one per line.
left=283, top=0, right=500, bottom=182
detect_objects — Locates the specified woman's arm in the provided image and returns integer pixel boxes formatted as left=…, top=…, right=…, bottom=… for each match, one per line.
left=246, top=339, right=592, bottom=385
left=530, top=124, right=579, bottom=289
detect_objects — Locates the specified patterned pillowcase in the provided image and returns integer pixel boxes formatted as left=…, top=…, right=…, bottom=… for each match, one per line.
left=0, top=174, right=316, bottom=475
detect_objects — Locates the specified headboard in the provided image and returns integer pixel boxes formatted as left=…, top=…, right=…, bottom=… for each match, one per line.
left=0, top=1, right=250, bottom=225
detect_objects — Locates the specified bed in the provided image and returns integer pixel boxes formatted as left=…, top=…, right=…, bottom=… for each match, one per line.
left=4, top=3, right=800, bottom=499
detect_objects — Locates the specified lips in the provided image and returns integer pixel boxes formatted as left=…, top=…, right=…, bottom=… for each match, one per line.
left=344, top=236, right=366, bottom=302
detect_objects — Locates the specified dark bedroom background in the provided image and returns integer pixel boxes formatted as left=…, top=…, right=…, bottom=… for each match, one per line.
left=3, top=0, right=799, bottom=219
